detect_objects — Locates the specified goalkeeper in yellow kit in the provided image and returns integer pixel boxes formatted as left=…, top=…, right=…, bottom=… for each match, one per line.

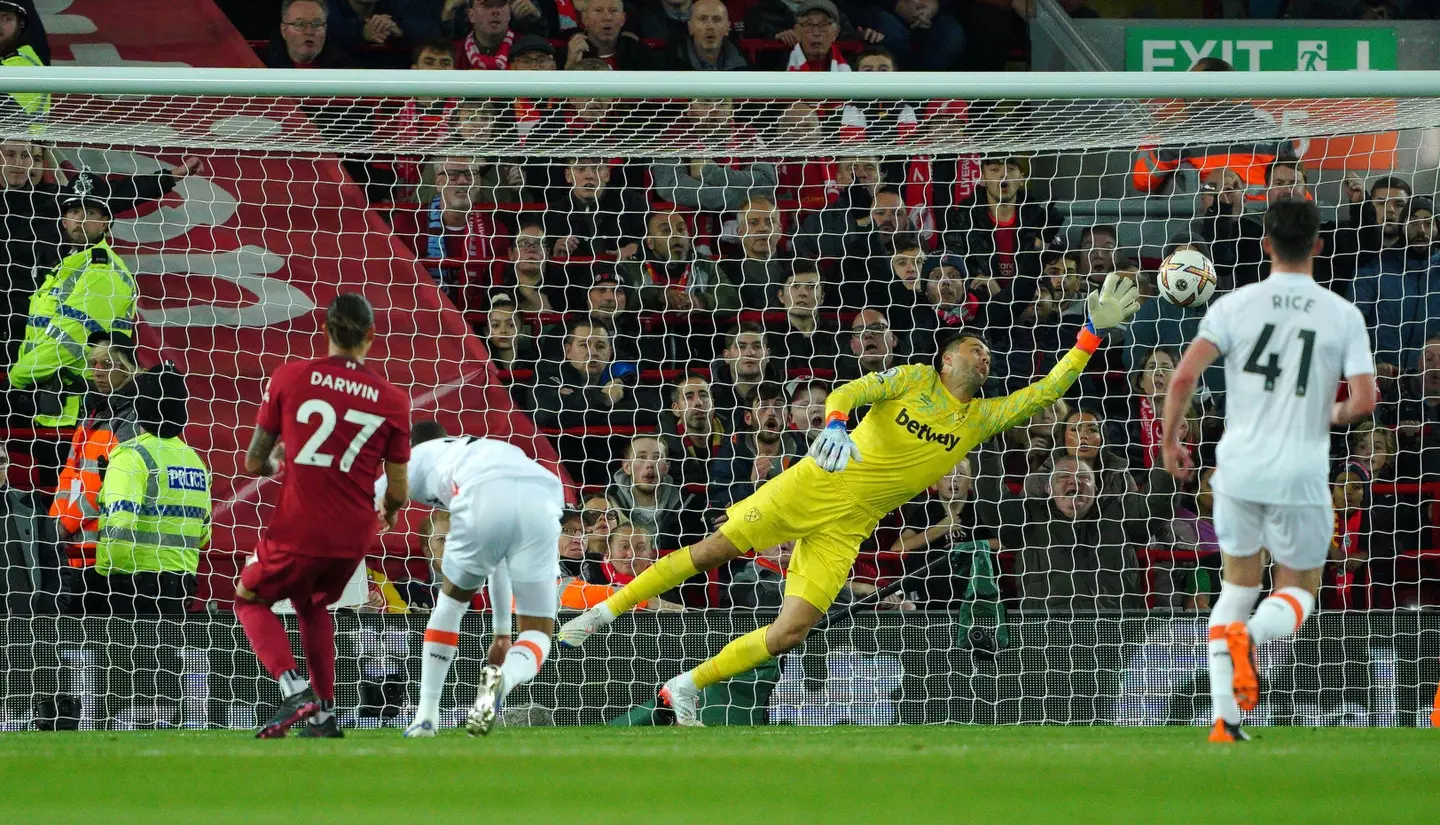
left=559, top=274, right=1141, bottom=724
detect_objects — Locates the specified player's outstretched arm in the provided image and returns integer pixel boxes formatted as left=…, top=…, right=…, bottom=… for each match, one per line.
left=981, top=273, right=1141, bottom=436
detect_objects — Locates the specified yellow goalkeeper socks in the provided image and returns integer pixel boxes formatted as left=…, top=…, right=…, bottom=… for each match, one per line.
left=692, top=626, right=773, bottom=690
left=602, top=545, right=699, bottom=617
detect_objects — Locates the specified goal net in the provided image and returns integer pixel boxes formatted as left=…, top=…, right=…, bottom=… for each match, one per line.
left=0, top=68, right=1436, bottom=730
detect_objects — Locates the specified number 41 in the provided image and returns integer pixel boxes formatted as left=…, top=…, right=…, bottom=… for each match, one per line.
left=1243, top=324, right=1316, bottom=397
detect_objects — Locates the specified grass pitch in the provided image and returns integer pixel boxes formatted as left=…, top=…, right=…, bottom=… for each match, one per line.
left=1, top=726, right=1436, bottom=824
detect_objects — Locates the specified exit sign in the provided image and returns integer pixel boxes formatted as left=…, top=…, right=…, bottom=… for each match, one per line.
left=1126, top=27, right=1397, bottom=72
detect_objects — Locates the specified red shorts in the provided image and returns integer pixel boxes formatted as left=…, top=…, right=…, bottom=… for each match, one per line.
left=240, top=540, right=360, bottom=608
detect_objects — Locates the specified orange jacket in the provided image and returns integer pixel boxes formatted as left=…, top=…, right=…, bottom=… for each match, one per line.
left=560, top=576, right=618, bottom=611
left=49, top=394, right=139, bottom=567
left=1132, top=139, right=1298, bottom=195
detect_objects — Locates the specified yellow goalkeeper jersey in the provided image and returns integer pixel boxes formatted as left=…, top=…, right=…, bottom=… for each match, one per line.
left=824, top=346, right=1092, bottom=516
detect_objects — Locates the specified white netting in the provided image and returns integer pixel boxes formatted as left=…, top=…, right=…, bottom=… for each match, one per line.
left=0, top=76, right=1437, bottom=730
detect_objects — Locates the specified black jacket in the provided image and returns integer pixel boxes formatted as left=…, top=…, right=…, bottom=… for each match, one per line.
left=259, top=38, right=355, bottom=69
left=657, top=409, right=729, bottom=490
left=743, top=0, right=859, bottom=41
left=574, top=33, right=658, bottom=69
left=662, top=34, right=748, bottom=71
left=532, top=361, right=647, bottom=429
left=766, top=319, right=843, bottom=377
left=543, top=190, right=648, bottom=257
left=942, top=190, right=1063, bottom=321
left=323, top=0, right=440, bottom=56
left=997, top=493, right=1146, bottom=613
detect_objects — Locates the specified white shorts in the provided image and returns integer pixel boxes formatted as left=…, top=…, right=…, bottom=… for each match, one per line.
left=1213, top=492, right=1333, bottom=572
left=441, top=475, right=563, bottom=595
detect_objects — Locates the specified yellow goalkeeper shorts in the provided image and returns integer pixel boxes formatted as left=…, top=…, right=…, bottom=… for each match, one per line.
left=718, top=460, right=880, bottom=612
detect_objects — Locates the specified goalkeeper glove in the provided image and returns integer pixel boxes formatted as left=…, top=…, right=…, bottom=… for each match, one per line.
left=809, top=414, right=861, bottom=473
left=1084, top=272, right=1142, bottom=333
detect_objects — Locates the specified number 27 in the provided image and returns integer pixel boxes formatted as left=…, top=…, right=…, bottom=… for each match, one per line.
left=293, top=399, right=385, bottom=472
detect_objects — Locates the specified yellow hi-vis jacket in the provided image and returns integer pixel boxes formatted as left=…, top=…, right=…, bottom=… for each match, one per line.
left=2, top=45, right=50, bottom=133
left=96, top=432, right=210, bottom=575
left=10, top=239, right=137, bottom=426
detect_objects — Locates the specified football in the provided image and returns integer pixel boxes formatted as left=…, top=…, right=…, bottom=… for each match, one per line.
left=1156, top=249, right=1218, bottom=308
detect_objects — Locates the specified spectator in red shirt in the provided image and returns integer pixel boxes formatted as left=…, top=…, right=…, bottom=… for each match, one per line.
left=943, top=154, right=1063, bottom=326
left=1326, top=462, right=1369, bottom=609
left=564, top=0, right=656, bottom=69
left=772, top=102, right=838, bottom=213
left=1130, top=346, right=1179, bottom=470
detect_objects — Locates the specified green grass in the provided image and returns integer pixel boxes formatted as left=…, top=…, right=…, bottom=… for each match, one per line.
left=1, top=727, right=1436, bottom=824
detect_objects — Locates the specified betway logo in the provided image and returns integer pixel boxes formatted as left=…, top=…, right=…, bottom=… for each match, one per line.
left=894, top=408, right=961, bottom=451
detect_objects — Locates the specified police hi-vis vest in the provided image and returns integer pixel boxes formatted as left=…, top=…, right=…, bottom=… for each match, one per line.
left=96, top=432, right=211, bottom=575
left=10, top=239, right=137, bottom=426
left=2, top=45, right=50, bottom=132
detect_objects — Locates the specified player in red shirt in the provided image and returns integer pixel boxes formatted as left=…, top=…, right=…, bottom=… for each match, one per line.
left=234, top=293, right=412, bottom=738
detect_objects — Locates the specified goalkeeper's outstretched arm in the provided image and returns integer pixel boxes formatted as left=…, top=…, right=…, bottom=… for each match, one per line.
left=977, top=272, right=1140, bottom=437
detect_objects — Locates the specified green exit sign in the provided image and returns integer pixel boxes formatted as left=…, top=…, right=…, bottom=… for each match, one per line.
left=1126, top=27, right=1397, bottom=72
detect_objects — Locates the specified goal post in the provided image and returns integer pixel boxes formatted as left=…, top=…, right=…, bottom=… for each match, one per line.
left=0, top=68, right=1437, bottom=730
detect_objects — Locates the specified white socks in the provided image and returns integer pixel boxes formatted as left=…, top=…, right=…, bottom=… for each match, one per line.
left=500, top=630, right=550, bottom=701
left=1207, top=583, right=1317, bottom=724
left=1208, top=582, right=1260, bottom=726
left=278, top=669, right=309, bottom=699
left=1248, top=587, right=1315, bottom=646
left=416, top=593, right=468, bottom=723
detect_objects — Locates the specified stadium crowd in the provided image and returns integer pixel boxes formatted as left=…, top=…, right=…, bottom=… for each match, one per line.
left=0, top=0, right=1437, bottom=621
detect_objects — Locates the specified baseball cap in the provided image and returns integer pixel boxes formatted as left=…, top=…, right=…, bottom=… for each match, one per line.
left=511, top=35, right=556, bottom=58
left=795, top=0, right=839, bottom=20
